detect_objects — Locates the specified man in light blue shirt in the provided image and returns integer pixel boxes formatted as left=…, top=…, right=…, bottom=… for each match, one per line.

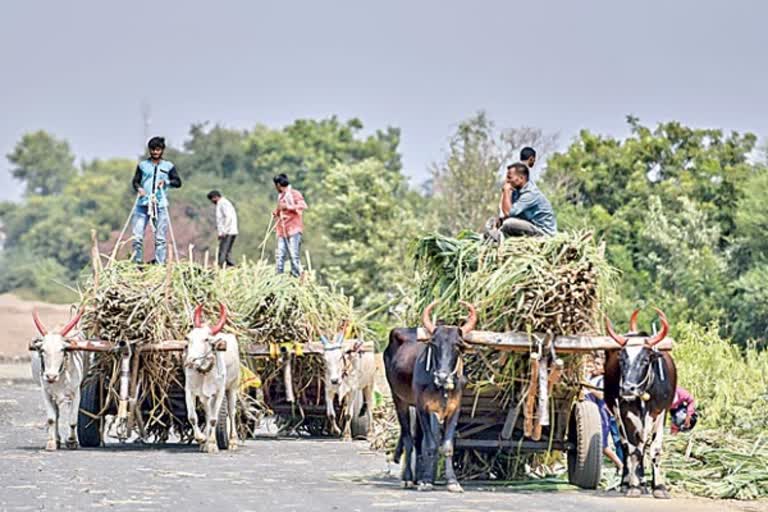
left=130, top=137, right=182, bottom=264
left=495, top=162, right=557, bottom=237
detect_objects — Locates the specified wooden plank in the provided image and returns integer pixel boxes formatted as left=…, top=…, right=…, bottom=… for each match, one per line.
left=245, top=339, right=374, bottom=356
left=455, top=438, right=573, bottom=451
left=415, top=328, right=673, bottom=352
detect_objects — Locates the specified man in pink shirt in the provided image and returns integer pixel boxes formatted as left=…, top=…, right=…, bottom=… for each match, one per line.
left=272, top=174, right=307, bottom=277
left=670, top=386, right=697, bottom=434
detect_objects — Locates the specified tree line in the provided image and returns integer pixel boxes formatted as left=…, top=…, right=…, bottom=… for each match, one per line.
left=1, top=113, right=766, bottom=344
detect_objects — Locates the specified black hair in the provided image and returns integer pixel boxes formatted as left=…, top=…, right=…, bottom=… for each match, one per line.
left=510, top=162, right=529, bottom=180
left=273, top=174, right=290, bottom=187
left=520, top=146, right=536, bottom=161
left=148, top=136, right=166, bottom=150
left=207, top=190, right=221, bottom=200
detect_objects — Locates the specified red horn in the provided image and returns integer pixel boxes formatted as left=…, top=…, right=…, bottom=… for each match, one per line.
left=32, top=309, right=48, bottom=337
left=646, top=308, right=669, bottom=347
left=604, top=316, right=627, bottom=347
left=460, top=301, right=477, bottom=337
left=60, top=308, right=83, bottom=337
left=210, top=303, right=227, bottom=336
left=629, top=308, right=640, bottom=333
left=193, top=305, right=204, bottom=328
left=421, top=300, right=438, bottom=336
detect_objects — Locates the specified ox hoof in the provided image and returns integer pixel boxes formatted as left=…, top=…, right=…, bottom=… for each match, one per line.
left=417, top=482, right=433, bottom=492
left=65, top=439, right=79, bottom=450
left=625, top=487, right=643, bottom=498
left=228, top=439, right=239, bottom=451
left=446, top=482, right=464, bottom=493
left=194, top=435, right=206, bottom=445
left=653, top=487, right=671, bottom=500
left=46, top=440, right=58, bottom=451
left=401, top=481, right=416, bottom=490
left=206, top=442, right=219, bottom=454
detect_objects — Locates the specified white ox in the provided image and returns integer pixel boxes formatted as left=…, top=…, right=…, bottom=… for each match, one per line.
left=321, top=330, right=375, bottom=440
left=184, top=303, right=240, bottom=453
left=30, top=309, right=88, bottom=451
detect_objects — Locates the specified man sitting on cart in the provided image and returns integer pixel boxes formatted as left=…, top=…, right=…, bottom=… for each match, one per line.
left=485, top=163, right=556, bottom=241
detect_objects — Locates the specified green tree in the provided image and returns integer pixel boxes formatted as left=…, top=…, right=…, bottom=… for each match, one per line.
left=7, top=131, right=77, bottom=196
left=308, top=159, right=425, bottom=310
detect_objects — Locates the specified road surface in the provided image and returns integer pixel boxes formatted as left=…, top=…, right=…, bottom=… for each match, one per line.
left=0, top=380, right=759, bottom=512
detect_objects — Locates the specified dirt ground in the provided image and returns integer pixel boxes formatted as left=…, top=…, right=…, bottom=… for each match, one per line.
left=0, top=294, right=74, bottom=359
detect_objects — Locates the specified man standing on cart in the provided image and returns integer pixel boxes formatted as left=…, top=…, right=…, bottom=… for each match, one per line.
left=273, top=173, right=307, bottom=277
left=131, top=137, right=182, bottom=264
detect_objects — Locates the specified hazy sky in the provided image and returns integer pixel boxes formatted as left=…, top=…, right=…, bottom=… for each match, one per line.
left=1, top=0, right=766, bottom=201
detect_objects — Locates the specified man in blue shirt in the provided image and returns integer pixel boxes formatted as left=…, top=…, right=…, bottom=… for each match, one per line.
left=130, top=137, right=182, bottom=264
left=492, top=163, right=556, bottom=238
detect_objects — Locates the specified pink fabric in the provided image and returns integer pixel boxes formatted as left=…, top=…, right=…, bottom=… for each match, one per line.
left=670, top=386, right=695, bottom=417
left=275, top=188, right=307, bottom=238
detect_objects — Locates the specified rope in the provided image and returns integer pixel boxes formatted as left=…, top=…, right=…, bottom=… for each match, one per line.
left=109, top=195, right=139, bottom=266
left=166, top=207, right=179, bottom=263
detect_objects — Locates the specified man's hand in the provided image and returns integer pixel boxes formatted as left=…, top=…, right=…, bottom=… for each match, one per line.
left=157, top=179, right=166, bottom=189
left=502, top=181, right=514, bottom=193
left=684, top=415, right=692, bottom=429
left=218, top=234, right=225, bottom=240
left=138, top=188, right=148, bottom=197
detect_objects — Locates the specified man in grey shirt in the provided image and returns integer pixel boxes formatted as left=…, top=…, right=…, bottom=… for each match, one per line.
left=490, top=162, right=557, bottom=238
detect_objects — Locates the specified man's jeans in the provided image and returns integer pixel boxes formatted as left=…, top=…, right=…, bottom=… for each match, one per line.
left=218, top=235, right=237, bottom=268
left=276, top=233, right=302, bottom=277
left=132, top=205, right=169, bottom=264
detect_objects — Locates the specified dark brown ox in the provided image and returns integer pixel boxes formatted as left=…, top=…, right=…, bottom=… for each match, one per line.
left=384, top=301, right=477, bottom=493
left=604, top=308, right=677, bottom=499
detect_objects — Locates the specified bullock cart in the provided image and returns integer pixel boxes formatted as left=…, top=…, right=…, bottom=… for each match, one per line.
left=244, top=335, right=375, bottom=438
left=415, top=328, right=674, bottom=489
left=30, top=338, right=235, bottom=449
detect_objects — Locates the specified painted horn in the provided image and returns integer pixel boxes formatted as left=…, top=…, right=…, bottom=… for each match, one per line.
left=604, top=316, right=627, bottom=347
left=32, top=308, right=48, bottom=337
left=210, top=303, right=227, bottom=336
left=628, top=308, right=640, bottom=333
left=459, top=301, right=478, bottom=337
left=193, top=304, right=204, bottom=328
left=646, top=308, right=669, bottom=347
left=60, top=309, right=84, bottom=337
left=421, top=300, right=438, bottom=336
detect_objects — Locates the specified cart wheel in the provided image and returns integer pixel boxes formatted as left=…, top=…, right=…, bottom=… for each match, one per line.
left=215, top=400, right=230, bottom=450
left=567, top=400, right=602, bottom=489
left=78, top=377, right=103, bottom=448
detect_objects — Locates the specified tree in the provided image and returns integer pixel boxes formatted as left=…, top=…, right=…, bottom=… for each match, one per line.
left=308, top=159, right=425, bottom=310
left=431, top=112, right=559, bottom=234
left=7, top=131, right=77, bottom=196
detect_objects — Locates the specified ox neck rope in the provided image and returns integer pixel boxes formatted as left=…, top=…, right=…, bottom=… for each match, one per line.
left=188, top=342, right=216, bottom=374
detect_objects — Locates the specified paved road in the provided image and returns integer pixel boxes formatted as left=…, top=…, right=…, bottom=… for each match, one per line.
left=0, top=380, right=757, bottom=512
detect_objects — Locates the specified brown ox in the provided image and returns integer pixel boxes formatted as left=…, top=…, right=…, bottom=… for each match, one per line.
left=384, top=301, right=477, bottom=492
left=604, top=308, right=677, bottom=499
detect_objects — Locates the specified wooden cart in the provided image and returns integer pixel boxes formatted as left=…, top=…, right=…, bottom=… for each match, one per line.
left=416, top=328, right=674, bottom=489
left=31, top=339, right=232, bottom=449
left=244, top=337, right=376, bottom=438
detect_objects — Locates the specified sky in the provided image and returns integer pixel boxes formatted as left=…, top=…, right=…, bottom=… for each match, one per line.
left=1, top=0, right=767, bottom=201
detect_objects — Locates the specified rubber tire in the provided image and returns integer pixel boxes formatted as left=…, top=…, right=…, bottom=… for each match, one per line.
left=215, top=400, right=230, bottom=450
left=567, top=400, right=603, bottom=489
left=77, top=378, right=103, bottom=448
left=350, top=412, right=370, bottom=439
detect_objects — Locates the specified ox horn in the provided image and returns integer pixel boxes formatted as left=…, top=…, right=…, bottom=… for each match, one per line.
left=421, top=300, right=438, bottom=336
left=60, top=308, right=84, bottom=337
left=604, top=316, right=627, bottom=347
left=629, top=308, right=640, bottom=333
left=32, top=308, right=48, bottom=337
left=646, top=308, right=669, bottom=347
left=193, top=304, right=204, bottom=328
left=210, top=303, right=227, bottom=336
left=459, top=301, right=477, bottom=337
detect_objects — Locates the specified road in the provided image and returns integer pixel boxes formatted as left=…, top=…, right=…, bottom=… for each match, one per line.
left=0, top=380, right=759, bottom=512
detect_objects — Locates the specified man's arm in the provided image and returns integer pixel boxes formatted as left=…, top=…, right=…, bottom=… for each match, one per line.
left=167, top=166, right=182, bottom=188
left=500, top=183, right=513, bottom=218
left=132, top=166, right=143, bottom=193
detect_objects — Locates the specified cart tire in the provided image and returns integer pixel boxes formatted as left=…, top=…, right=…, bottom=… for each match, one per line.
left=78, top=378, right=103, bottom=448
left=567, top=400, right=602, bottom=489
left=215, top=400, right=230, bottom=450
left=350, top=412, right=370, bottom=439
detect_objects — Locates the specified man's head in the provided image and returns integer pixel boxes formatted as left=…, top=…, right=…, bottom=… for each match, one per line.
left=520, top=147, right=536, bottom=169
left=506, top=162, right=529, bottom=189
left=207, top=190, right=222, bottom=204
left=148, top=136, right=166, bottom=161
left=273, top=173, right=290, bottom=193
